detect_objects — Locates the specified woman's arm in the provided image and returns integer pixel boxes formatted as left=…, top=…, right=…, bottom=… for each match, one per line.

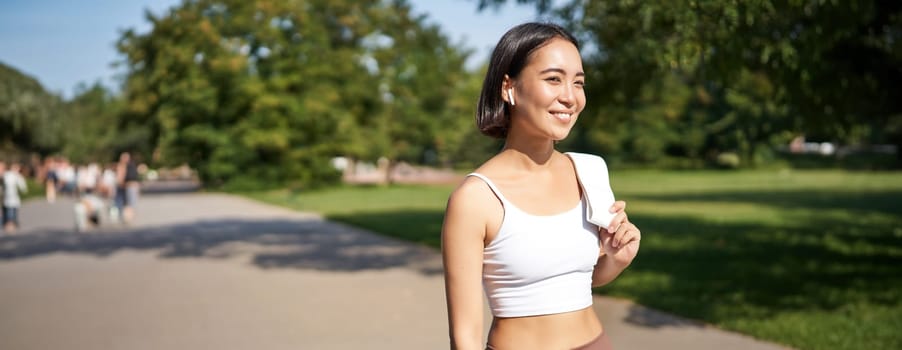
left=592, top=201, right=641, bottom=287
left=116, top=163, right=126, bottom=186
left=442, top=181, right=490, bottom=350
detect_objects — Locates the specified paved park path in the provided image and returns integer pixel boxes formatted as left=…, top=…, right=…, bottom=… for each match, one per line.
left=0, top=187, right=792, bottom=350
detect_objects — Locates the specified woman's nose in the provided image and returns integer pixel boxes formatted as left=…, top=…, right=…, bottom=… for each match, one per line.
left=558, top=85, right=575, bottom=107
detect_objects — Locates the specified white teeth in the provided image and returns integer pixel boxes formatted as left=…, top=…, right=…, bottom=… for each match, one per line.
left=552, top=112, right=571, bottom=120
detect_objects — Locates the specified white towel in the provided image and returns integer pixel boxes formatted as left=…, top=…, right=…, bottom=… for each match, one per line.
left=566, top=152, right=617, bottom=229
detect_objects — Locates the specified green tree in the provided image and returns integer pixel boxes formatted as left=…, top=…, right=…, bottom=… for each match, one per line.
left=0, top=62, right=64, bottom=157
left=60, top=82, right=128, bottom=164
left=435, top=63, right=502, bottom=170
left=363, top=5, right=472, bottom=181
left=117, top=0, right=475, bottom=188
left=479, top=0, right=902, bottom=167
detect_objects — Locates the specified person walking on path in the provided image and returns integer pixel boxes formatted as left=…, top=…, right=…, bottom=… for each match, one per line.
left=115, top=152, right=141, bottom=224
left=99, top=162, right=119, bottom=222
left=2, top=162, right=28, bottom=234
left=0, top=161, right=4, bottom=223
left=56, top=158, right=76, bottom=197
left=42, top=156, right=59, bottom=203
left=442, top=23, right=641, bottom=350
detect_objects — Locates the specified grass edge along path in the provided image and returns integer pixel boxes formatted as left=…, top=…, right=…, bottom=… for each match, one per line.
left=242, top=169, right=902, bottom=350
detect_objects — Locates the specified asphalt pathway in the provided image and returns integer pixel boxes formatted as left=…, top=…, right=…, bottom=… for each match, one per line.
left=0, top=188, right=792, bottom=350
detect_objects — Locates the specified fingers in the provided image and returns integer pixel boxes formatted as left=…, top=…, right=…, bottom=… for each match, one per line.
left=599, top=230, right=613, bottom=249
left=612, top=221, right=640, bottom=249
left=603, top=201, right=638, bottom=249
left=612, top=219, right=627, bottom=248
left=606, top=210, right=627, bottom=233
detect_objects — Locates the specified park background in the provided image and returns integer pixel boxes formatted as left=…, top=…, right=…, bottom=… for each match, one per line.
left=1, top=1, right=900, bottom=349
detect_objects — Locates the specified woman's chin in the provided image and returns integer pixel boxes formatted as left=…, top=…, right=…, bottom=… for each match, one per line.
left=551, top=129, right=573, bottom=141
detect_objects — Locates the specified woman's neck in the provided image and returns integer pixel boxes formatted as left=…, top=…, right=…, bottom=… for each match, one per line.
left=501, top=137, right=557, bottom=172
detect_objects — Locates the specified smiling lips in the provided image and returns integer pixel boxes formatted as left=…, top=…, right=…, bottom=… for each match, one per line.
left=551, top=112, right=573, bottom=123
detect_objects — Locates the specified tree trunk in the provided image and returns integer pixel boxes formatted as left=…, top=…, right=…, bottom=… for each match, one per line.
left=384, top=159, right=397, bottom=185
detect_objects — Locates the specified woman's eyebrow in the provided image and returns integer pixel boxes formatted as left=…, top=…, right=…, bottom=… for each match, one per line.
left=539, top=67, right=585, bottom=76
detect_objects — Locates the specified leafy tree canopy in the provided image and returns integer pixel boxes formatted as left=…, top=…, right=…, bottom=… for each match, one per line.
left=480, top=0, right=902, bottom=166
left=0, top=61, right=65, bottom=157
left=117, top=0, right=474, bottom=188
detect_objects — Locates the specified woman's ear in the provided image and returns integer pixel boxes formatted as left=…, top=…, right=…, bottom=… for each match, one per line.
left=501, top=75, right=515, bottom=106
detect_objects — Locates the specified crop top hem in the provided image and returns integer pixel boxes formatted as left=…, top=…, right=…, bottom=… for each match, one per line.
left=491, top=299, right=594, bottom=318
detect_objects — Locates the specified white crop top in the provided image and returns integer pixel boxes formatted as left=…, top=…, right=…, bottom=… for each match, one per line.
left=468, top=173, right=601, bottom=318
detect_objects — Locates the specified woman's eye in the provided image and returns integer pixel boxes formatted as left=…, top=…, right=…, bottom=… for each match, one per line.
left=545, top=76, right=562, bottom=83
left=575, top=80, right=585, bottom=87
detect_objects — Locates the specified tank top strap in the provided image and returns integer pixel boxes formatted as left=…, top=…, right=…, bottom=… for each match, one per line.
left=465, top=173, right=510, bottom=205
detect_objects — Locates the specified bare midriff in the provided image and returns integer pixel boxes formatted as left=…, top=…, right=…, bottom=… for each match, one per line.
left=487, top=306, right=603, bottom=350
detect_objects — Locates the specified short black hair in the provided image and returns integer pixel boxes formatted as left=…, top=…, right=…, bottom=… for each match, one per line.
left=476, top=22, right=580, bottom=139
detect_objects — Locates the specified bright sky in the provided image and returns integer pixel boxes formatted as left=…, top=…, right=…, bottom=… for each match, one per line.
left=0, top=0, right=540, bottom=99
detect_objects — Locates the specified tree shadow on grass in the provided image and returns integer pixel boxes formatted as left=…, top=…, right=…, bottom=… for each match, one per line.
left=611, top=212, right=902, bottom=326
left=0, top=217, right=442, bottom=275
left=632, top=188, right=902, bottom=217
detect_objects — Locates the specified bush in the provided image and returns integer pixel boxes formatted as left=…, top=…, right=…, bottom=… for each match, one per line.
left=715, top=152, right=741, bottom=169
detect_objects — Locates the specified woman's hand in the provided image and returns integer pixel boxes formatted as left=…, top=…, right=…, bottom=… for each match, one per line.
left=601, top=201, right=641, bottom=267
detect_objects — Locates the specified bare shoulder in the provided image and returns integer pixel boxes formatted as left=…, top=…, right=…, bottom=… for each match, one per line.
left=446, top=175, right=497, bottom=214
left=443, top=174, right=503, bottom=241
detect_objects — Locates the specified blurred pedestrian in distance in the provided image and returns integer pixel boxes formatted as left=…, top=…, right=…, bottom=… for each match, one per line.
left=43, top=156, right=59, bottom=203
left=3, top=162, right=28, bottom=234
left=77, top=163, right=100, bottom=196
left=57, top=158, right=76, bottom=197
left=99, top=163, right=119, bottom=222
left=74, top=192, right=106, bottom=232
left=0, top=162, right=4, bottom=220
left=115, top=152, right=140, bottom=224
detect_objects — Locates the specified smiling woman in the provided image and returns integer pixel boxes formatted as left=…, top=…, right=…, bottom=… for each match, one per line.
left=501, top=38, right=585, bottom=142
left=441, top=22, right=641, bottom=350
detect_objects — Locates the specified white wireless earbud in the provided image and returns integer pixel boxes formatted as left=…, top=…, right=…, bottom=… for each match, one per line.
left=508, top=88, right=515, bottom=106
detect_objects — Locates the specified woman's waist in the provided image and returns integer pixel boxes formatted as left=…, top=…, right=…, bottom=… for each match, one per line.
left=488, top=306, right=602, bottom=349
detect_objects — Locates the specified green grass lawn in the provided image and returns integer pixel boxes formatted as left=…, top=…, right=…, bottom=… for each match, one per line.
left=245, top=169, right=902, bottom=350
left=22, top=178, right=46, bottom=201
